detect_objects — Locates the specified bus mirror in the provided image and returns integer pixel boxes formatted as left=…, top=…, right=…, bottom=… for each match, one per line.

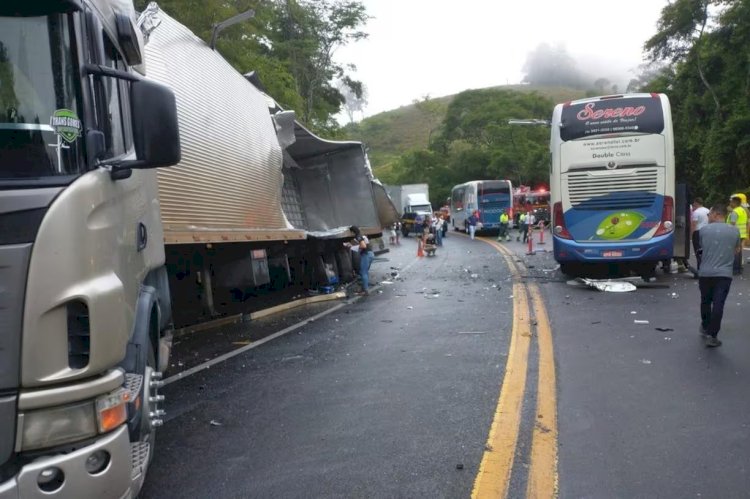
left=129, top=78, right=181, bottom=169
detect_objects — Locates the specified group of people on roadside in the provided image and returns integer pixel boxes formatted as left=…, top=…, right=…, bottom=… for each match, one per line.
left=690, top=193, right=749, bottom=347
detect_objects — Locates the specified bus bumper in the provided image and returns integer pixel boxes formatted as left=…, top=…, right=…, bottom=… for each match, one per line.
left=553, top=233, right=674, bottom=263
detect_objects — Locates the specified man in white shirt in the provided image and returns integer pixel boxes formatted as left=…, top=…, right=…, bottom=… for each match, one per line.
left=691, top=197, right=710, bottom=269
left=525, top=211, right=536, bottom=243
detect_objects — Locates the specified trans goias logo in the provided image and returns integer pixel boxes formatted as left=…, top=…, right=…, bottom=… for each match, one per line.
left=50, top=109, right=82, bottom=143
left=593, top=211, right=645, bottom=240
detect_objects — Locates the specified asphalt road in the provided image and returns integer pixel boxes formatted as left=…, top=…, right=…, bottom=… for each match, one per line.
left=141, top=230, right=750, bottom=498
left=141, top=232, right=517, bottom=498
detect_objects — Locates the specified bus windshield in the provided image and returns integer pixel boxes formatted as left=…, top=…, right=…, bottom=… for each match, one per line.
left=559, top=97, right=664, bottom=141
left=0, top=14, right=84, bottom=181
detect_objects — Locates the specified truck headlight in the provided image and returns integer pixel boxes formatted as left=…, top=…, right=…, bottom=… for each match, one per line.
left=20, top=389, right=130, bottom=451
left=21, top=401, right=98, bottom=451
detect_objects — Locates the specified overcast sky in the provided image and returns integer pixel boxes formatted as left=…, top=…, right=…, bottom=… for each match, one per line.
left=335, top=0, right=669, bottom=119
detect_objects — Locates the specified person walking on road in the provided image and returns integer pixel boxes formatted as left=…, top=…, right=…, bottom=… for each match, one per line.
left=517, top=212, right=527, bottom=241
left=346, top=225, right=374, bottom=296
left=691, top=197, right=710, bottom=269
left=467, top=211, right=478, bottom=240
left=497, top=210, right=510, bottom=242
left=727, top=196, right=747, bottom=275
left=698, top=204, right=742, bottom=347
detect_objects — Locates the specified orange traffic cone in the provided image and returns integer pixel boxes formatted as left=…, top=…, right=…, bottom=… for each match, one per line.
left=417, top=238, right=424, bottom=257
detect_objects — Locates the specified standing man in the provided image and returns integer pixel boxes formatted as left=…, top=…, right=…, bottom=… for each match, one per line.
left=346, top=226, right=374, bottom=296
left=727, top=196, right=747, bottom=275
left=497, top=210, right=510, bottom=242
left=691, top=197, right=710, bottom=269
left=433, top=214, right=444, bottom=246
left=524, top=210, right=536, bottom=244
left=698, top=204, right=741, bottom=347
left=467, top=211, right=478, bottom=240
left=517, top=212, right=527, bottom=241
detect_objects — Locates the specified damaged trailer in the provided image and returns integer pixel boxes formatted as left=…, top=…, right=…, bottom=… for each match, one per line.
left=143, top=7, right=386, bottom=327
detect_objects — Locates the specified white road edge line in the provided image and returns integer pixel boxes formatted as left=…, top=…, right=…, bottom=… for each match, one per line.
left=162, top=273, right=399, bottom=386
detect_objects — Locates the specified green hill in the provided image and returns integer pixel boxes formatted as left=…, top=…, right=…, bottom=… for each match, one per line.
left=345, top=85, right=587, bottom=175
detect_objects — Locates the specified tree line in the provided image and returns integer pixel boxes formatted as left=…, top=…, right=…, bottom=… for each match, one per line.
left=134, top=0, right=369, bottom=136
left=640, top=0, right=750, bottom=203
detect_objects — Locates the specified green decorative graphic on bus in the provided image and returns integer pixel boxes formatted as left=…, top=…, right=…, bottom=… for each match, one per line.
left=50, top=109, right=82, bottom=143
left=594, top=211, right=646, bottom=240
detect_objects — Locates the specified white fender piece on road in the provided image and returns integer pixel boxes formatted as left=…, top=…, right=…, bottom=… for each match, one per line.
left=579, top=278, right=637, bottom=293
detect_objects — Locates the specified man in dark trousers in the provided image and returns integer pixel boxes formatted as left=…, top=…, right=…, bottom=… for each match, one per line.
left=698, top=203, right=742, bottom=347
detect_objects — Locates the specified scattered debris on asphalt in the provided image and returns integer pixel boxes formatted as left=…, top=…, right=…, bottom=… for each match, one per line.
left=456, top=464, right=464, bottom=470
left=210, top=420, right=223, bottom=427
left=640, top=359, right=652, bottom=365
left=655, top=327, right=674, bottom=332
left=580, top=278, right=637, bottom=292
left=634, top=320, right=650, bottom=325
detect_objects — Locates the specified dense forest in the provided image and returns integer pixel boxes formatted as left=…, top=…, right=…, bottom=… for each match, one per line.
left=137, top=0, right=749, bottom=206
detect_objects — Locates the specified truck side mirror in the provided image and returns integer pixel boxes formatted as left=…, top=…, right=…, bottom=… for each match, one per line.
left=129, top=78, right=181, bottom=169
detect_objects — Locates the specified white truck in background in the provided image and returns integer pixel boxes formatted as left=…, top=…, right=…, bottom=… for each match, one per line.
left=384, top=183, right=433, bottom=215
left=0, top=2, right=388, bottom=497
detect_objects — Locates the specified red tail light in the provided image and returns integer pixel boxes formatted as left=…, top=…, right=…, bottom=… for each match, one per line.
left=553, top=202, right=572, bottom=239
left=654, top=196, right=674, bottom=237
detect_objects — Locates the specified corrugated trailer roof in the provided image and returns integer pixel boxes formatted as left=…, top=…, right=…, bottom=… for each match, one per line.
left=143, top=8, right=303, bottom=244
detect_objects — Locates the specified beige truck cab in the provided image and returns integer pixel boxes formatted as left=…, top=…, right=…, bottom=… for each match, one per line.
left=0, top=1, right=180, bottom=497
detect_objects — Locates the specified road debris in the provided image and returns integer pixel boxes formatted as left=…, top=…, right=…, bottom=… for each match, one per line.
left=634, top=320, right=650, bottom=325
left=579, top=278, right=636, bottom=292
left=655, top=327, right=674, bottom=332
left=210, top=420, right=223, bottom=427
left=640, top=359, right=652, bottom=365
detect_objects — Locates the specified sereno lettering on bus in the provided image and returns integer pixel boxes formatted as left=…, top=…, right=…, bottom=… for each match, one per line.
left=576, top=102, right=646, bottom=121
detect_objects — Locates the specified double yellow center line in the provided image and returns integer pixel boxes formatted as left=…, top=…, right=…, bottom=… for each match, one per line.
left=472, top=239, right=559, bottom=499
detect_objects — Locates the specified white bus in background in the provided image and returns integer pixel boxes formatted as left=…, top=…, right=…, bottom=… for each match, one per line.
left=450, top=180, right=514, bottom=232
left=549, top=93, right=675, bottom=277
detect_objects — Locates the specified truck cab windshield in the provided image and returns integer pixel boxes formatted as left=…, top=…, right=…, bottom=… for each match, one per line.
left=0, top=14, right=84, bottom=183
